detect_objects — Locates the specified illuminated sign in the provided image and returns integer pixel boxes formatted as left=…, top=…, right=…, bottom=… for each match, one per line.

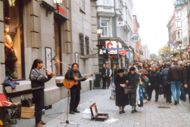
left=105, top=41, right=122, bottom=54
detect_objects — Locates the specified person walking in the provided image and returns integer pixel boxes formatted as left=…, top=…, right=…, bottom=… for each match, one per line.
left=29, top=59, right=54, bottom=127
left=126, top=67, right=140, bottom=113
left=168, top=60, right=184, bottom=105
left=65, top=63, right=87, bottom=114
left=148, top=65, right=161, bottom=102
left=161, top=63, right=171, bottom=103
left=114, top=69, right=128, bottom=114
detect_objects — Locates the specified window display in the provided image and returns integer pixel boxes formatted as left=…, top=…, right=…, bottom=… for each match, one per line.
left=4, top=0, right=24, bottom=79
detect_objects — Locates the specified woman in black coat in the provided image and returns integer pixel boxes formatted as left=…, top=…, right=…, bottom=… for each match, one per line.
left=114, top=69, right=128, bottom=114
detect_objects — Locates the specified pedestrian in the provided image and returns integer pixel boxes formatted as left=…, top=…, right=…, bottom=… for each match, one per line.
left=126, top=67, right=140, bottom=113
left=29, top=59, right=54, bottom=127
left=168, top=60, right=184, bottom=105
left=65, top=63, right=87, bottom=114
left=184, top=61, right=190, bottom=103
left=148, top=65, right=161, bottom=102
left=114, top=69, right=128, bottom=114
left=161, top=63, right=171, bottom=103
left=101, top=64, right=112, bottom=89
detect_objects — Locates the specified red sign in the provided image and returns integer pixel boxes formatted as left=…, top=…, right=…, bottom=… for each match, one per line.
left=56, top=5, right=67, bottom=17
left=119, top=50, right=128, bottom=55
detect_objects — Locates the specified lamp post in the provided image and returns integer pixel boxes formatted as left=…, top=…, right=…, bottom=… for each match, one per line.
left=53, top=0, right=63, bottom=12
left=177, top=41, right=182, bottom=60
left=94, top=28, right=103, bottom=88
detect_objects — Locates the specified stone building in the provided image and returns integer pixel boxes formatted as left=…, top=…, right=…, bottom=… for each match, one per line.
left=0, top=0, right=96, bottom=106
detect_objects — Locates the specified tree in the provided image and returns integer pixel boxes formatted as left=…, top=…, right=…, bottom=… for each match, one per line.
left=159, top=45, right=171, bottom=60
left=150, top=53, right=158, bottom=60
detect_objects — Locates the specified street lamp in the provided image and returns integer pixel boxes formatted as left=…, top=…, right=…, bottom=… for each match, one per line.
left=53, top=0, right=63, bottom=12
left=177, top=41, right=182, bottom=60
left=96, top=28, right=103, bottom=49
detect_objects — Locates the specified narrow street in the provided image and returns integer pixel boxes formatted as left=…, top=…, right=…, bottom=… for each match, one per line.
left=16, top=89, right=190, bottom=127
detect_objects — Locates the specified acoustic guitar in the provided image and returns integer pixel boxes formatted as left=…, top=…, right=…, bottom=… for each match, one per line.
left=63, top=74, right=93, bottom=89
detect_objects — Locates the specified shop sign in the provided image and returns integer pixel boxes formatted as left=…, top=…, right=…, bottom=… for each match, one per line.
left=106, top=41, right=122, bottom=54
left=55, top=5, right=67, bottom=17
left=119, top=49, right=128, bottom=55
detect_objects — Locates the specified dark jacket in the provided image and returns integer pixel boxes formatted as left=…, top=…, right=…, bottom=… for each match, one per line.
left=65, top=69, right=86, bottom=89
left=149, top=71, right=161, bottom=87
left=168, top=65, right=183, bottom=82
left=126, top=72, right=140, bottom=90
left=114, top=75, right=128, bottom=106
left=29, top=69, right=51, bottom=89
left=184, top=64, right=190, bottom=86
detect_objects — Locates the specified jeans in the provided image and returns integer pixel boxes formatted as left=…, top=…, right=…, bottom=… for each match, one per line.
left=171, top=81, right=181, bottom=102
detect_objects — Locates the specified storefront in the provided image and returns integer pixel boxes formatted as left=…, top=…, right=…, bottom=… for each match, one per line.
left=4, top=0, right=25, bottom=79
left=97, top=37, right=128, bottom=71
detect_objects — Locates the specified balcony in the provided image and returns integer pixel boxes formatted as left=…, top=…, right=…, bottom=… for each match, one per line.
left=97, top=6, right=115, bottom=17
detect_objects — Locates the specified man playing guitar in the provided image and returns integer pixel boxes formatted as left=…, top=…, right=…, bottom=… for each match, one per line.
left=65, top=63, right=87, bottom=114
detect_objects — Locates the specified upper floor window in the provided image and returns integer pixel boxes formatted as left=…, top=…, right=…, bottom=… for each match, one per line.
left=97, top=0, right=114, bottom=6
left=100, top=18, right=112, bottom=37
left=79, top=33, right=85, bottom=55
left=175, top=11, right=181, bottom=19
left=176, top=21, right=182, bottom=28
left=85, top=36, right=90, bottom=55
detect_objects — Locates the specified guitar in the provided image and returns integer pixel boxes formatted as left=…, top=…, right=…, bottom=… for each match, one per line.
left=63, top=74, right=93, bottom=89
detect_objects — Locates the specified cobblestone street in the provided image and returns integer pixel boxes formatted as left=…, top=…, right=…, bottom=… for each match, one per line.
left=16, top=89, right=190, bottom=127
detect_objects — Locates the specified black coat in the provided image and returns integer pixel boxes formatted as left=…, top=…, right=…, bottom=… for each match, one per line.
left=114, top=75, right=128, bottom=107
left=149, top=71, right=161, bottom=87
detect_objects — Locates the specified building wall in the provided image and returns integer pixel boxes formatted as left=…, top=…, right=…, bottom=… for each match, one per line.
left=70, top=0, right=93, bottom=74
left=0, top=0, right=5, bottom=92
left=0, top=0, right=94, bottom=105
left=91, top=0, right=99, bottom=73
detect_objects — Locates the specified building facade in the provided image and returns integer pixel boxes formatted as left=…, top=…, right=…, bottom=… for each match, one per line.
left=0, top=0, right=96, bottom=106
left=168, top=0, right=189, bottom=58
left=96, top=0, right=134, bottom=70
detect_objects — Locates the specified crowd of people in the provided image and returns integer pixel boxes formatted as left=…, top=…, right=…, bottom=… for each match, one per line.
left=101, top=59, right=190, bottom=114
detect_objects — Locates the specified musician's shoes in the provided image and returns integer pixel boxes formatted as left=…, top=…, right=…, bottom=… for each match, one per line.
left=73, top=109, right=80, bottom=113
left=69, top=111, right=75, bottom=114
left=40, top=121, right=46, bottom=125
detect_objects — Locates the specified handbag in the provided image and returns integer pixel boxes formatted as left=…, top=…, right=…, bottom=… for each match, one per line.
left=124, top=86, right=135, bottom=94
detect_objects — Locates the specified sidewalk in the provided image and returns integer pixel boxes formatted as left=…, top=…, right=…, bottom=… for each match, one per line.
left=16, top=89, right=190, bottom=127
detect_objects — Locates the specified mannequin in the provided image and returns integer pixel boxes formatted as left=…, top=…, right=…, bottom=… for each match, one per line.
left=4, top=24, right=17, bottom=78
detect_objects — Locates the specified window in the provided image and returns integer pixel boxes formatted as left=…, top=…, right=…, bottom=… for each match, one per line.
left=176, top=30, right=182, bottom=40
left=100, top=18, right=112, bottom=37
left=4, top=0, right=25, bottom=79
left=176, top=21, right=182, bottom=28
left=79, top=34, right=84, bottom=55
left=54, top=17, right=62, bottom=76
left=85, top=36, right=90, bottom=55
left=102, top=0, right=114, bottom=6
left=175, top=11, right=181, bottom=18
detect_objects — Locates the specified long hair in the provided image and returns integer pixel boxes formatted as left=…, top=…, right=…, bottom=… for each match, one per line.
left=29, top=59, right=43, bottom=78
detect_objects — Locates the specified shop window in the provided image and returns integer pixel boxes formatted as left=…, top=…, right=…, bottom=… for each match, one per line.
left=3, top=0, right=25, bottom=79
left=85, top=36, right=90, bottom=55
left=54, top=18, right=63, bottom=76
left=79, top=33, right=85, bottom=55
